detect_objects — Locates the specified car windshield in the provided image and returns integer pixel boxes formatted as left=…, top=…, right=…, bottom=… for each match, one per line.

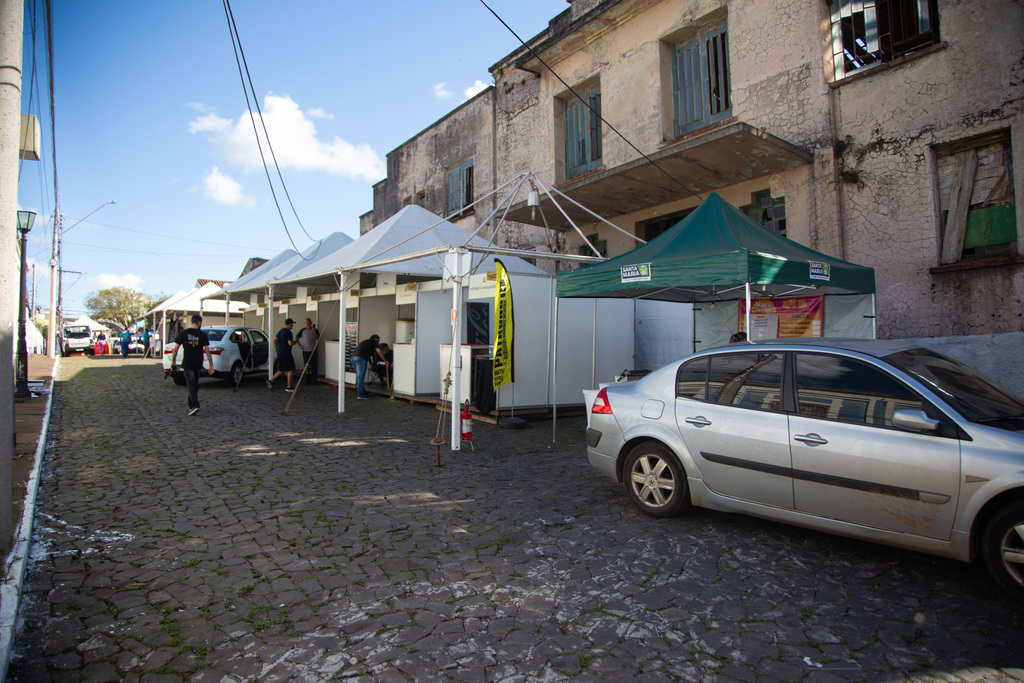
left=885, top=348, right=1024, bottom=425
left=65, top=327, right=89, bottom=338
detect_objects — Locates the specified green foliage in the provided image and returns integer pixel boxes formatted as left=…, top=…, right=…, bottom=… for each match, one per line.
left=84, top=286, right=156, bottom=331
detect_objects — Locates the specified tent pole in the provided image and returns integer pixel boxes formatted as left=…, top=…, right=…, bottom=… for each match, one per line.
left=267, top=285, right=275, bottom=383
left=552, top=292, right=559, bottom=443
left=871, top=293, right=877, bottom=338
left=448, top=249, right=468, bottom=450
left=591, top=299, right=597, bottom=389
left=745, top=283, right=751, bottom=339
left=339, top=273, right=346, bottom=414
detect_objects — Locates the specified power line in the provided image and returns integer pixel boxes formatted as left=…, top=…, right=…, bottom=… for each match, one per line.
left=479, top=0, right=701, bottom=202
left=220, top=0, right=323, bottom=261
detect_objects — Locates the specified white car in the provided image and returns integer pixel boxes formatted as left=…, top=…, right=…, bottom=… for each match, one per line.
left=163, top=326, right=270, bottom=387
left=585, top=339, right=1024, bottom=600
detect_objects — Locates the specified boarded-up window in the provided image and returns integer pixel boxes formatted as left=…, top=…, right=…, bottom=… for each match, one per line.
left=936, top=132, right=1016, bottom=264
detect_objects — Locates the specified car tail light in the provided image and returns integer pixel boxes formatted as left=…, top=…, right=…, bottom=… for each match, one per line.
left=163, top=348, right=174, bottom=355
left=209, top=347, right=223, bottom=355
left=592, top=387, right=613, bottom=414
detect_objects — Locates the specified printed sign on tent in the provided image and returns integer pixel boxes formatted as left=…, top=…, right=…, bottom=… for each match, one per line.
left=739, top=295, right=823, bottom=338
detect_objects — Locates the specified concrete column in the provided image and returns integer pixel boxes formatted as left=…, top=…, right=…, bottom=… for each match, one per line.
left=0, top=0, right=26, bottom=553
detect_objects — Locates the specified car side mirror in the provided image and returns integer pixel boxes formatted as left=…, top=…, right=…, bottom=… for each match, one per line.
left=892, top=408, right=941, bottom=433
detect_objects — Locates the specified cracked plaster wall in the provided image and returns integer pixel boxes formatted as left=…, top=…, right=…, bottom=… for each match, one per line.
left=829, top=0, right=1024, bottom=339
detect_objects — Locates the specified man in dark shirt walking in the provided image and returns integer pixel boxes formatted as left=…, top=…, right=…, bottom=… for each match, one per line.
left=169, top=314, right=215, bottom=416
left=267, top=318, right=297, bottom=393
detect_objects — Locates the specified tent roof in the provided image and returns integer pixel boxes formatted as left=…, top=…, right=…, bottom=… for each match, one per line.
left=216, top=231, right=356, bottom=297
left=146, top=289, right=191, bottom=315
left=151, top=283, right=247, bottom=315
left=280, top=205, right=546, bottom=288
left=219, top=249, right=298, bottom=295
left=71, top=315, right=109, bottom=332
left=556, top=192, right=875, bottom=302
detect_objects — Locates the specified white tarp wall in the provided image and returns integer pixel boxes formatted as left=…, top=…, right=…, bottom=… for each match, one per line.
left=635, top=300, right=695, bottom=371
left=694, top=293, right=875, bottom=350
left=554, top=297, right=635, bottom=404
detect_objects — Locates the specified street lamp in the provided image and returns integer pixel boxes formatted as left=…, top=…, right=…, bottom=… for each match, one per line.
left=15, top=210, right=35, bottom=399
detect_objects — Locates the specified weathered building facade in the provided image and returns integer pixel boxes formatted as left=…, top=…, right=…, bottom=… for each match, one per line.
left=366, top=0, right=1023, bottom=347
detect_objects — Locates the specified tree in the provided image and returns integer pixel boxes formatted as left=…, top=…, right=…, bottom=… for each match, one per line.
left=85, top=287, right=156, bottom=331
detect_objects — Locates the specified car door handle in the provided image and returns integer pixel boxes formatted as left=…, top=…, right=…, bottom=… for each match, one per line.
left=794, top=432, right=828, bottom=446
left=684, top=416, right=712, bottom=427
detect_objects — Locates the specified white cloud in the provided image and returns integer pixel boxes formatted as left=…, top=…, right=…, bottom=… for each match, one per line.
left=464, top=80, right=489, bottom=99
left=187, top=101, right=212, bottom=113
left=203, top=167, right=255, bottom=207
left=90, top=273, right=144, bottom=290
left=306, top=107, right=333, bottom=120
left=433, top=83, right=453, bottom=100
left=188, top=94, right=384, bottom=183
left=188, top=113, right=232, bottom=134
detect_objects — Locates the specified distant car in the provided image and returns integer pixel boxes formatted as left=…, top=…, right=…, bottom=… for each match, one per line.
left=60, top=324, right=94, bottom=357
left=162, top=325, right=270, bottom=387
left=584, top=338, right=1024, bottom=599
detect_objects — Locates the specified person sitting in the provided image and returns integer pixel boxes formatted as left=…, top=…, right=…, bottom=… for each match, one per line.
left=372, top=343, right=393, bottom=389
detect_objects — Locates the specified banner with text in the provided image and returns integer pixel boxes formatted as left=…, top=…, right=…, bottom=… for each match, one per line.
left=492, top=259, right=515, bottom=390
left=739, top=295, right=823, bottom=339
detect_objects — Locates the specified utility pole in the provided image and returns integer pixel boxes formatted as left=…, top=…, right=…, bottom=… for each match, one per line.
left=1, top=0, right=27, bottom=553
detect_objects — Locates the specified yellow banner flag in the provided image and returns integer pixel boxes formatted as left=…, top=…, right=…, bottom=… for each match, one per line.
left=492, top=259, right=514, bottom=390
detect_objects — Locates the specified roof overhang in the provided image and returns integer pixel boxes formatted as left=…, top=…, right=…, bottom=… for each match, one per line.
left=505, top=121, right=813, bottom=229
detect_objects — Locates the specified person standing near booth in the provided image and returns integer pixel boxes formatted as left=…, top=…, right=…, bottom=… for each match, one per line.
left=352, top=334, right=382, bottom=400
left=296, top=318, right=320, bottom=385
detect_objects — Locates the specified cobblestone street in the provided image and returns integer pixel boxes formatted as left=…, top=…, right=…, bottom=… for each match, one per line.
left=8, top=356, right=1024, bottom=681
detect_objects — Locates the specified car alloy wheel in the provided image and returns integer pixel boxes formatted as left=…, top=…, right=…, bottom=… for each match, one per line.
left=623, top=442, right=690, bottom=518
left=982, top=500, right=1024, bottom=600
left=228, top=362, right=244, bottom=387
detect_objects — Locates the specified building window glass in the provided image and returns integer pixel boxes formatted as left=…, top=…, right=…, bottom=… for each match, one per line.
left=672, top=24, right=730, bottom=137
left=830, top=0, right=940, bottom=80
left=447, top=157, right=474, bottom=215
left=565, top=87, right=602, bottom=179
left=936, top=131, right=1016, bottom=264
left=743, top=191, right=787, bottom=237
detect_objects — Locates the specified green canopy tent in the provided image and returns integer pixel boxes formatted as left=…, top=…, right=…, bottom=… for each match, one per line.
left=555, top=192, right=876, bottom=345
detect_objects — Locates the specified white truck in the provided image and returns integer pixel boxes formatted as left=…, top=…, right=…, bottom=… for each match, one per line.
left=61, top=324, right=94, bottom=357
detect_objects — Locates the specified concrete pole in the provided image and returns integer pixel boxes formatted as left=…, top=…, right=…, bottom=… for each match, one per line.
left=0, top=0, right=25, bottom=553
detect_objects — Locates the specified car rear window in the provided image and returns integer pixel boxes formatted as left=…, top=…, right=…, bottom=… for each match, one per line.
left=206, top=330, right=225, bottom=342
left=676, top=352, right=784, bottom=411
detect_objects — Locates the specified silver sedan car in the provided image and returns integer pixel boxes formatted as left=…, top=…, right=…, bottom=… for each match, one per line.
left=585, top=339, right=1024, bottom=599
left=163, top=325, right=271, bottom=387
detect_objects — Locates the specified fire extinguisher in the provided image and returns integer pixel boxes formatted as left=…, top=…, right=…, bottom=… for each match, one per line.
left=461, top=401, right=473, bottom=443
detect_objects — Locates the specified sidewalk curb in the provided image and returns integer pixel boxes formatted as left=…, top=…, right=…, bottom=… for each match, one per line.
left=0, top=356, right=58, bottom=681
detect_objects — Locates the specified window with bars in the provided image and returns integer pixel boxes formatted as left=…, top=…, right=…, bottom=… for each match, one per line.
left=672, top=24, right=730, bottom=137
left=830, top=0, right=940, bottom=80
left=743, top=190, right=787, bottom=237
left=447, top=157, right=474, bottom=215
left=565, top=88, right=602, bottom=179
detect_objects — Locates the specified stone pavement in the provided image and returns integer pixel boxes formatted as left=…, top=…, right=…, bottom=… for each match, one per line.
left=7, top=356, right=1024, bottom=682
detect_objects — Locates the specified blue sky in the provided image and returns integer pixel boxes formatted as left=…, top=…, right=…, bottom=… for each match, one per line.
left=17, top=0, right=562, bottom=317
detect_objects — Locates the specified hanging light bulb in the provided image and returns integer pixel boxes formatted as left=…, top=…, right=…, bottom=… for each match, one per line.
left=528, top=189, right=540, bottom=220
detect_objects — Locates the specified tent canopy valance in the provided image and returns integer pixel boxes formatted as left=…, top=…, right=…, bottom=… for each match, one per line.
left=555, top=192, right=875, bottom=303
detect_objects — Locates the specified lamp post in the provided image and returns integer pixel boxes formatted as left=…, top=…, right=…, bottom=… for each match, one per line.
left=15, top=210, right=35, bottom=399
